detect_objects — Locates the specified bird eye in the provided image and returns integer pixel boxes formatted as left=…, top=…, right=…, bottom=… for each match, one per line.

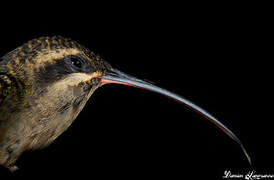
left=70, top=57, right=83, bottom=69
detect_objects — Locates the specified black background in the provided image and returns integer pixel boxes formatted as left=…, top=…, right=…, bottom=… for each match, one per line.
left=0, top=2, right=273, bottom=179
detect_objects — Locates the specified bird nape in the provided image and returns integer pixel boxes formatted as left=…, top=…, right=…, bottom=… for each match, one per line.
left=0, top=36, right=250, bottom=172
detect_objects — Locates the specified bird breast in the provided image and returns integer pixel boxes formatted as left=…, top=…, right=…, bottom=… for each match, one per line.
left=19, top=77, right=100, bottom=149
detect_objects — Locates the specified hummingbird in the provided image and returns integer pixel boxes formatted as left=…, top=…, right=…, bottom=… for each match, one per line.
left=0, top=36, right=250, bottom=172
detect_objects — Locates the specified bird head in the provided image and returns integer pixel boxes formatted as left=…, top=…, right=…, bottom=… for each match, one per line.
left=0, top=36, right=250, bottom=164
left=1, top=36, right=108, bottom=94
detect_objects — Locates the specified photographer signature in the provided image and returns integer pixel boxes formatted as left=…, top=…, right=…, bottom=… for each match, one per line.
left=223, top=170, right=274, bottom=180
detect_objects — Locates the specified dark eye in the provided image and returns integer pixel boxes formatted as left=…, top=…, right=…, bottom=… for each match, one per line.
left=70, top=57, right=83, bottom=69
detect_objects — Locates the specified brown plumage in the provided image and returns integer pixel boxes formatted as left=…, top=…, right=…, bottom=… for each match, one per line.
left=0, top=36, right=108, bottom=171
left=0, top=36, right=250, bottom=172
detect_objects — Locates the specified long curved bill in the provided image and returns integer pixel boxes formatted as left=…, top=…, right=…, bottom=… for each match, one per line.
left=99, top=68, right=251, bottom=164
